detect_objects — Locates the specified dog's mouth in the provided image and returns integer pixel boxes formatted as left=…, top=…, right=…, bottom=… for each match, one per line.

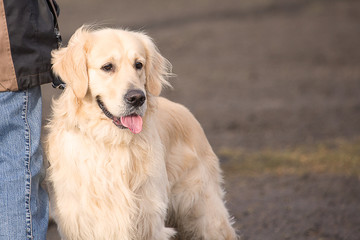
left=96, top=96, right=143, bottom=134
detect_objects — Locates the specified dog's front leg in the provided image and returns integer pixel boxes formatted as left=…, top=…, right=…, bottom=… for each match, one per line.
left=134, top=181, right=176, bottom=240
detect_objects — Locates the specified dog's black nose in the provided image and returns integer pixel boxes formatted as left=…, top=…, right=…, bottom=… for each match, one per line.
left=124, top=90, right=146, bottom=107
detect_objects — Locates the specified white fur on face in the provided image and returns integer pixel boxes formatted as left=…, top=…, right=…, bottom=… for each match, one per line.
left=87, top=30, right=148, bottom=117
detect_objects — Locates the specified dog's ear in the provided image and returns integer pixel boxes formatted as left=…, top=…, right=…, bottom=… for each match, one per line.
left=139, top=33, right=172, bottom=96
left=52, top=27, right=90, bottom=99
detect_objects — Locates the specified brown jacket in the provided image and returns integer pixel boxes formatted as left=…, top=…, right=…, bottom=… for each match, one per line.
left=0, top=0, right=60, bottom=92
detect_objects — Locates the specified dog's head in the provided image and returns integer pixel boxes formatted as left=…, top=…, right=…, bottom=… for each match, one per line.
left=51, top=26, right=172, bottom=133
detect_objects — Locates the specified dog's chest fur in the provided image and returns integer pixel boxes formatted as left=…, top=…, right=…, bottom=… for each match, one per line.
left=48, top=124, right=170, bottom=240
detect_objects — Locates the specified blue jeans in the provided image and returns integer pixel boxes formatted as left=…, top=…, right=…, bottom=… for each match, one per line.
left=0, top=86, right=48, bottom=240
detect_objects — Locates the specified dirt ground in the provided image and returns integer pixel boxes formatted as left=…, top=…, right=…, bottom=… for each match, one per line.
left=43, top=0, right=360, bottom=239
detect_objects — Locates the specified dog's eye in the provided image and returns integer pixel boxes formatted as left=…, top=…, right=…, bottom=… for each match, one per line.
left=135, top=62, right=143, bottom=70
left=101, top=63, right=114, bottom=72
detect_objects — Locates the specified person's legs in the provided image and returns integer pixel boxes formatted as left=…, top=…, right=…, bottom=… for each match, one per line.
left=0, top=86, right=48, bottom=240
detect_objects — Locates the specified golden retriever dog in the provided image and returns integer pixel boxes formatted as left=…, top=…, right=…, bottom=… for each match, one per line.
left=46, top=26, right=237, bottom=240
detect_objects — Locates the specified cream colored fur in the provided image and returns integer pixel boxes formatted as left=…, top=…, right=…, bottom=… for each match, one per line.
left=46, top=26, right=237, bottom=240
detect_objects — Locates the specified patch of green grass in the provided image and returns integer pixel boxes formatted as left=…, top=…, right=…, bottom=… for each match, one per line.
left=219, top=138, right=360, bottom=177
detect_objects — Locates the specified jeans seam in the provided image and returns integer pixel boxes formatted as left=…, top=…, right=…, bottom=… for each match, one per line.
left=22, top=90, right=33, bottom=240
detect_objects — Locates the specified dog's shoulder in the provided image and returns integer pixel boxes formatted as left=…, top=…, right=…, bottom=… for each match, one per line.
left=155, top=97, right=209, bottom=147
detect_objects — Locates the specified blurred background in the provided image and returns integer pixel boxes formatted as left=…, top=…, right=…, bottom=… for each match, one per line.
left=44, top=0, right=360, bottom=239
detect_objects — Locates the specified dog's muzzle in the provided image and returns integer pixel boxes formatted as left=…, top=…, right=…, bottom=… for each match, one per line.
left=96, top=92, right=145, bottom=134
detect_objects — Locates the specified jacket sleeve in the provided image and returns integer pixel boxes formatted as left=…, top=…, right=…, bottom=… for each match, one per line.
left=0, top=0, right=61, bottom=92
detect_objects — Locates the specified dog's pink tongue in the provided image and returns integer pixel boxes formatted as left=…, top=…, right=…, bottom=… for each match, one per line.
left=121, top=115, right=143, bottom=134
